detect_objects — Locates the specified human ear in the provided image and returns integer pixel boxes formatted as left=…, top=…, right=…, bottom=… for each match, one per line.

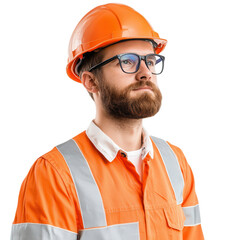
left=81, top=71, right=99, bottom=93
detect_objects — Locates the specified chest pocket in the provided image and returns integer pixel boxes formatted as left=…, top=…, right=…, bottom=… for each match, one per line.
left=164, top=205, right=185, bottom=231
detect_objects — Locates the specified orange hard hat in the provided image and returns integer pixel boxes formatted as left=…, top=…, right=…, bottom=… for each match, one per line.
left=66, top=3, right=167, bottom=83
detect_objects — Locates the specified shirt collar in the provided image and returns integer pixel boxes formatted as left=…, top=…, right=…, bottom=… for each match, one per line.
left=86, top=121, right=154, bottom=162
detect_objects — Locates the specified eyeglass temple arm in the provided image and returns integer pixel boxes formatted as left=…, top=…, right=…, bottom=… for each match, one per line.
left=89, top=55, right=119, bottom=72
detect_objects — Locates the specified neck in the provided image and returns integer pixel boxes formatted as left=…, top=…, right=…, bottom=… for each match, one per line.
left=94, top=113, right=143, bottom=152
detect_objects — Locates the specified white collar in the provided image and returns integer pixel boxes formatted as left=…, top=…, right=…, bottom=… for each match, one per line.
left=86, top=121, right=154, bottom=162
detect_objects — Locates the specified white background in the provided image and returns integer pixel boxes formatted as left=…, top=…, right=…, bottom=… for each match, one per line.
left=1, top=0, right=239, bottom=239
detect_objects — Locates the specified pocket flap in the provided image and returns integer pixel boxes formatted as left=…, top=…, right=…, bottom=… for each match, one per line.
left=163, top=205, right=186, bottom=231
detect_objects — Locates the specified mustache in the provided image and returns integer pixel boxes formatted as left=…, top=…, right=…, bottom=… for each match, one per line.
left=126, top=81, right=158, bottom=92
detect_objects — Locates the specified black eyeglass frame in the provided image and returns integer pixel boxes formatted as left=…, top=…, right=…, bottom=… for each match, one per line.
left=88, top=53, right=165, bottom=75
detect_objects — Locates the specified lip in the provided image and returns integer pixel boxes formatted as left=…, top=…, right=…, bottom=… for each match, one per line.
left=133, top=87, right=153, bottom=91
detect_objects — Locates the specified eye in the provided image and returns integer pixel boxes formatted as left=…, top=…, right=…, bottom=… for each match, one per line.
left=121, top=59, right=134, bottom=65
left=120, top=54, right=138, bottom=66
left=147, top=59, right=155, bottom=66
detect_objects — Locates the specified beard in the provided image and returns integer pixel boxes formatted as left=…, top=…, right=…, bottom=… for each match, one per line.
left=98, top=79, right=162, bottom=119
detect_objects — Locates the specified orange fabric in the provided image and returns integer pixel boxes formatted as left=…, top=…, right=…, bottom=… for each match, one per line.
left=13, top=148, right=83, bottom=232
left=13, top=131, right=204, bottom=239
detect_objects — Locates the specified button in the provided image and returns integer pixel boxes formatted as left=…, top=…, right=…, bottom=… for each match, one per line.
left=120, top=152, right=127, bottom=158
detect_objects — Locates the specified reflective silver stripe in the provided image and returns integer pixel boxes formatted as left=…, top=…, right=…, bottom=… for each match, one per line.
left=11, top=223, right=77, bottom=240
left=79, top=222, right=140, bottom=240
left=57, top=139, right=107, bottom=228
left=151, top=137, right=184, bottom=205
left=183, top=204, right=201, bottom=226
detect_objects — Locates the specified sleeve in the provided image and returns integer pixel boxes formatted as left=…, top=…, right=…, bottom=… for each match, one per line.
left=170, top=144, right=204, bottom=240
left=181, top=160, right=204, bottom=239
left=11, top=157, right=78, bottom=240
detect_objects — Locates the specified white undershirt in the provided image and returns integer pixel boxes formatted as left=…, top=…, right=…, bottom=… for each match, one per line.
left=126, top=148, right=143, bottom=180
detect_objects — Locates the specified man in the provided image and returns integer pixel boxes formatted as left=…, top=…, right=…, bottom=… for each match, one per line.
left=11, top=3, right=204, bottom=240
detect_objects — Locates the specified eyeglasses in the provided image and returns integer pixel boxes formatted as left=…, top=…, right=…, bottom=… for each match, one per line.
left=89, top=53, right=165, bottom=75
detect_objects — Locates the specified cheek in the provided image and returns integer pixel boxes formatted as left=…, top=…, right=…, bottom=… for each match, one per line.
left=152, top=74, right=158, bottom=82
left=152, top=77, right=159, bottom=88
left=102, top=67, right=136, bottom=89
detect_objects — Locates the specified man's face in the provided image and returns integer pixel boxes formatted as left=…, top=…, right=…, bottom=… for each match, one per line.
left=96, top=40, right=162, bottom=119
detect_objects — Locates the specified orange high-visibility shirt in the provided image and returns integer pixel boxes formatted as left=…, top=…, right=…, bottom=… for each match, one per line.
left=11, top=122, right=204, bottom=239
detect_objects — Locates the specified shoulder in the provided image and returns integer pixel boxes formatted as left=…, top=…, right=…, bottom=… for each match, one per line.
left=42, top=146, right=68, bottom=172
left=23, top=145, right=72, bottom=192
left=26, top=135, right=84, bottom=191
left=151, top=136, right=189, bottom=173
left=41, top=131, right=87, bottom=172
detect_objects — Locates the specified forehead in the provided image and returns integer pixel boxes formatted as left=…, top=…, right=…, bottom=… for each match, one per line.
left=102, top=40, right=155, bottom=59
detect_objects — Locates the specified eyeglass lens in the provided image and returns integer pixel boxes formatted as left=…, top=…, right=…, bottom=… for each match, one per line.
left=119, top=54, right=163, bottom=74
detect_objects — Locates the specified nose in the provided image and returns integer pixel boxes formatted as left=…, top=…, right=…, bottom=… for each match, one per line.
left=135, top=60, right=152, bottom=81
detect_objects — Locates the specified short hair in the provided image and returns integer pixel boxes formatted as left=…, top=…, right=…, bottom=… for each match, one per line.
left=75, top=51, right=104, bottom=100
